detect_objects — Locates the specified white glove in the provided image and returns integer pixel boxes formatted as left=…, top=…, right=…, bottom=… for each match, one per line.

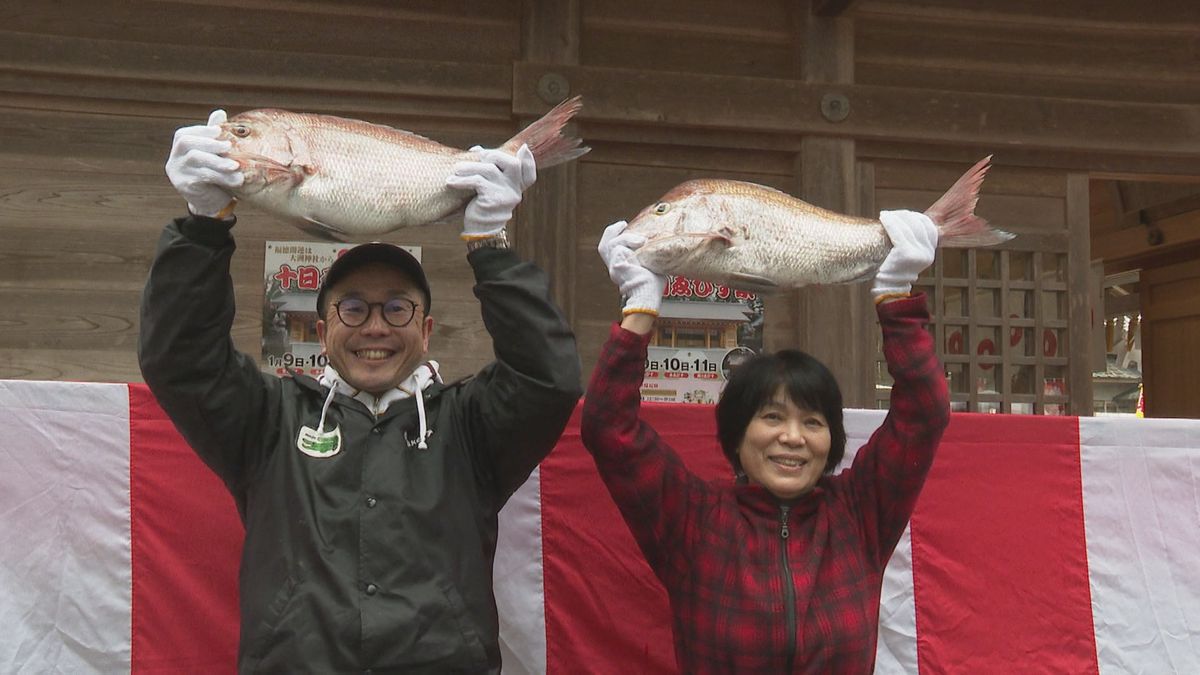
left=598, top=221, right=667, bottom=316
left=872, top=210, right=939, bottom=301
left=446, top=144, right=537, bottom=239
left=164, top=109, right=244, bottom=218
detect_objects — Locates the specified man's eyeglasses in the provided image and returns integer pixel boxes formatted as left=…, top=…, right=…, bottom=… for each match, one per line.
left=334, top=297, right=421, bottom=328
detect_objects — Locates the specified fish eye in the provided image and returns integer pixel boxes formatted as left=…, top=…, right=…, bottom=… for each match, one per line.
left=231, top=125, right=251, bottom=138
left=653, top=202, right=671, bottom=215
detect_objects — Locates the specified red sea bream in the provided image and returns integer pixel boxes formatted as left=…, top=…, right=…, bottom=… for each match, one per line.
left=627, top=156, right=1013, bottom=293
left=219, top=97, right=588, bottom=239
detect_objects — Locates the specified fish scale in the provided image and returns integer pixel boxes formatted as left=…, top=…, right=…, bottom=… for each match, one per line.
left=219, top=97, right=588, bottom=240
left=626, top=157, right=1012, bottom=293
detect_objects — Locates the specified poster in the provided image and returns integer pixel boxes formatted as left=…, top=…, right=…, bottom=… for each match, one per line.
left=640, top=275, right=764, bottom=404
left=262, top=241, right=422, bottom=377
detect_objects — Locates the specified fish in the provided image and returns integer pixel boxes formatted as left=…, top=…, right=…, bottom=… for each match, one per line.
left=626, top=156, right=1014, bottom=293
left=217, top=96, right=589, bottom=239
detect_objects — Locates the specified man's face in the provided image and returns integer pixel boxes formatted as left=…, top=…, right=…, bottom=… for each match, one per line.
left=316, top=262, right=433, bottom=395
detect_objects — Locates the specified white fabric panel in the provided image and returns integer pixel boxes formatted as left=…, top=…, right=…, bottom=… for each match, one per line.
left=840, top=410, right=919, bottom=674
left=496, top=466, right=547, bottom=675
left=1080, top=416, right=1200, bottom=675
left=875, top=527, right=918, bottom=675
left=0, top=381, right=132, bottom=674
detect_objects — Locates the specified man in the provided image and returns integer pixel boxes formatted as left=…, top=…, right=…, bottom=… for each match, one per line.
left=139, top=110, right=582, bottom=673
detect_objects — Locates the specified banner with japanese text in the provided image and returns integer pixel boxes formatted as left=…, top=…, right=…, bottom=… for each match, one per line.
left=640, top=275, right=764, bottom=404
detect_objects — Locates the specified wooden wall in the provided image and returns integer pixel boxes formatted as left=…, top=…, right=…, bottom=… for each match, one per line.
left=1, top=0, right=1197, bottom=414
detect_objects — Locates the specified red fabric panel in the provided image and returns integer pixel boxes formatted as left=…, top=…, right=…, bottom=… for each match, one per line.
left=911, top=413, right=1097, bottom=674
left=129, top=384, right=242, bottom=674
left=540, top=402, right=729, bottom=675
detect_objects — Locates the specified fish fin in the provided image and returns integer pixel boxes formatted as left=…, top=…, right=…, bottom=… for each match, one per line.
left=503, top=95, right=590, bottom=169
left=293, top=217, right=350, bottom=242
left=845, top=267, right=879, bottom=284
left=924, top=155, right=1015, bottom=248
left=428, top=204, right=466, bottom=227
left=729, top=273, right=780, bottom=294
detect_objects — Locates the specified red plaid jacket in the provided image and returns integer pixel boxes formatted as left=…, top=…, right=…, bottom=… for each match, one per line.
left=580, top=295, right=949, bottom=674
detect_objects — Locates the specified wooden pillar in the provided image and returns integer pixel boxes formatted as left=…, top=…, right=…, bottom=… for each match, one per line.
left=517, top=0, right=580, bottom=324
left=777, top=1, right=872, bottom=407
left=1066, top=173, right=1095, bottom=415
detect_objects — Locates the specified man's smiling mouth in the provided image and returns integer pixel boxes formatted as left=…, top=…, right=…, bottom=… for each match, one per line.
left=355, top=349, right=395, bottom=360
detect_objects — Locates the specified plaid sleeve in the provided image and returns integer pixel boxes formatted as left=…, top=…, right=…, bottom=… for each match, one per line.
left=842, top=293, right=950, bottom=567
left=580, top=323, right=709, bottom=577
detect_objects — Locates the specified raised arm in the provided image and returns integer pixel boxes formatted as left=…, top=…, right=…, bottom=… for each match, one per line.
left=138, top=111, right=278, bottom=501
left=580, top=221, right=710, bottom=574
left=844, top=210, right=951, bottom=565
left=446, top=145, right=583, bottom=502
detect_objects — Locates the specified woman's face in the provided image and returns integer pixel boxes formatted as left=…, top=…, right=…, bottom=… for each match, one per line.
left=737, top=387, right=832, bottom=500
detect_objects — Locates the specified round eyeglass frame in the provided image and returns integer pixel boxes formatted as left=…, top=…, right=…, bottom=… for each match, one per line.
left=334, top=297, right=421, bottom=328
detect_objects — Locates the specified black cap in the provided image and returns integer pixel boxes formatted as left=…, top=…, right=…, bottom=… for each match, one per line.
left=316, top=243, right=431, bottom=319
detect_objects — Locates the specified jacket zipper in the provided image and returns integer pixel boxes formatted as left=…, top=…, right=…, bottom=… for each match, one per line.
left=780, top=505, right=796, bottom=673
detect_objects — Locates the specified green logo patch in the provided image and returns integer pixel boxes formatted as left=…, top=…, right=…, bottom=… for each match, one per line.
left=297, top=425, right=342, bottom=458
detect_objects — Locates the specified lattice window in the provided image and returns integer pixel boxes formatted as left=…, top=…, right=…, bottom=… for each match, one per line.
left=874, top=248, right=1071, bottom=414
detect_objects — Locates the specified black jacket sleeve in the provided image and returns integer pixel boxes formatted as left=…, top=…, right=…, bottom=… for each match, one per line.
left=138, top=217, right=281, bottom=500
left=458, top=247, right=583, bottom=501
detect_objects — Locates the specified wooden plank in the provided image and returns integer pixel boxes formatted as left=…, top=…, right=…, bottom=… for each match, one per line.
left=0, top=30, right=513, bottom=121
left=1091, top=209, right=1200, bottom=263
left=876, top=189, right=1066, bottom=233
left=512, top=63, right=1200, bottom=157
left=583, top=0, right=792, bottom=39
left=1065, top=173, right=1093, bottom=415
left=1140, top=258, right=1200, bottom=418
left=516, top=0, right=581, bottom=324
left=860, top=141, right=1200, bottom=180
left=582, top=141, right=796, bottom=175
left=790, top=8, right=867, bottom=406
left=0, top=349, right=142, bottom=382
left=794, top=137, right=872, bottom=404
left=2, top=0, right=519, bottom=64
left=874, top=159, right=1068, bottom=198
left=798, top=0, right=854, bottom=83
left=814, top=0, right=860, bottom=18
left=855, top=16, right=1200, bottom=85
left=856, top=64, right=1200, bottom=105
left=581, top=25, right=793, bottom=79
left=855, top=0, right=1200, bottom=30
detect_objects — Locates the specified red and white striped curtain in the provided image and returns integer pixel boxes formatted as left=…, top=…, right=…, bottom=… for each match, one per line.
left=1, top=380, right=1198, bottom=673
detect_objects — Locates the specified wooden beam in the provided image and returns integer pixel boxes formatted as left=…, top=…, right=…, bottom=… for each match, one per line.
left=788, top=5, right=872, bottom=408
left=1066, top=172, right=1094, bottom=415
left=0, top=29, right=511, bottom=112
left=1092, top=209, right=1200, bottom=263
left=813, top=0, right=859, bottom=18
left=512, top=63, right=1200, bottom=158
left=861, top=141, right=1200, bottom=182
left=516, top=0, right=581, bottom=326
left=1105, top=292, right=1140, bottom=318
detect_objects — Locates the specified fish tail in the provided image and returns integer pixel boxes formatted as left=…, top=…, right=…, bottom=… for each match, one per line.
left=925, top=155, right=1016, bottom=248
left=504, top=95, right=591, bottom=168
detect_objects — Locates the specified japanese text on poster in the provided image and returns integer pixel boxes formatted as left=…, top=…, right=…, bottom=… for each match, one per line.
left=640, top=275, right=764, bottom=405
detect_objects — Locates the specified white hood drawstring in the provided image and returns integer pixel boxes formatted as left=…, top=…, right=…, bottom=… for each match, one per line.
left=316, top=384, right=338, bottom=434
left=318, top=362, right=442, bottom=448
left=399, top=362, right=441, bottom=449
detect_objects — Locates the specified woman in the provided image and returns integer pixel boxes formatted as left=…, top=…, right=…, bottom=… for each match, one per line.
left=580, top=210, right=951, bottom=673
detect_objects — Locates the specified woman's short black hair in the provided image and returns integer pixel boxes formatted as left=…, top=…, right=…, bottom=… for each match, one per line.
left=715, top=349, right=847, bottom=476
